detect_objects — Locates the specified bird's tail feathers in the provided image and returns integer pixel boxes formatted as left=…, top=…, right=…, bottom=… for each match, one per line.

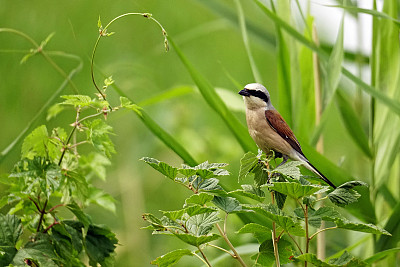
left=304, top=161, right=336, bottom=189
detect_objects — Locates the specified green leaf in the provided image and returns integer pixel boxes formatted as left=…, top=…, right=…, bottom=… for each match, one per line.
left=228, top=184, right=265, bottom=202
left=162, top=206, right=217, bottom=221
left=186, top=212, right=221, bottom=236
left=296, top=252, right=367, bottom=267
left=238, top=151, right=259, bottom=182
left=61, top=95, right=94, bottom=107
left=184, top=193, right=214, bottom=207
left=253, top=0, right=400, bottom=117
left=376, top=202, right=400, bottom=252
left=85, top=224, right=118, bottom=266
left=325, top=9, right=344, bottom=98
left=85, top=119, right=116, bottom=158
left=295, top=206, right=342, bottom=228
left=140, top=157, right=178, bottom=180
left=87, top=187, right=116, bottom=213
left=265, top=181, right=327, bottom=199
left=251, top=238, right=293, bottom=266
left=168, top=36, right=256, bottom=153
left=325, top=5, right=400, bottom=27
left=46, top=104, right=64, bottom=121
left=79, top=152, right=111, bottom=181
left=271, top=161, right=303, bottom=180
left=21, top=125, right=48, bottom=159
left=142, top=213, right=166, bottom=231
left=66, top=203, right=91, bottom=229
left=173, top=233, right=220, bottom=247
left=335, top=90, right=372, bottom=158
left=237, top=223, right=271, bottom=243
left=328, top=182, right=368, bottom=207
left=198, top=178, right=223, bottom=192
left=335, top=219, right=391, bottom=236
left=150, top=249, right=193, bottom=267
left=0, top=214, right=22, bottom=266
left=12, top=233, right=59, bottom=267
left=212, top=196, right=243, bottom=213
left=245, top=204, right=305, bottom=236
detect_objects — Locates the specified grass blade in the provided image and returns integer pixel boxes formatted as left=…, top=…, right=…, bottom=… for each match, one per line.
left=376, top=202, right=400, bottom=252
left=253, top=0, right=400, bottom=117
left=271, top=1, right=293, bottom=126
left=335, top=89, right=372, bottom=158
left=234, top=0, right=262, bottom=84
left=168, top=36, right=257, bottom=153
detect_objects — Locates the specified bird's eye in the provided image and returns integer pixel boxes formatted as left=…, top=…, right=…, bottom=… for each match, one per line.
left=248, top=90, right=269, bottom=103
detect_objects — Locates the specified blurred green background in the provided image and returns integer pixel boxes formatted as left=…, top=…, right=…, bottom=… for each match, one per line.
left=1, top=0, right=399, bottom=266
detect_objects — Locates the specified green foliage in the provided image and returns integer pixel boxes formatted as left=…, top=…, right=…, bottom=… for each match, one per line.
left=0, top=93, right=123, bottom=265
left=142, top=154, right=392, bottom=266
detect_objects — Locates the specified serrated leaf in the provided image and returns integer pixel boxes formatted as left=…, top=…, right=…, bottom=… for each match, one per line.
left=173, top=233, right=220, bottom=247
left=21, top=125, right=49, bottom=159
left=238, top=152, right=259, bottom=181
left=328, top=188, right=361, bottom=207
left=265, top=181, right=327, bottom=199
left=295, top=206, right=342, bottom=228
left=0, top=214, right=22, bottom=266
left=237, top=223, right=271, bottom=243
left=151, top=249, right=193, bottom=267
left=296, top=252, right=367, bottom=267
left=85, top=119, right=116, bottom=158
left=198, top=178, right=223, bottom=192
left=184, top=193, right=214, bottom=207
left=85, top=224, right=118, bottom=266
left=272, top=161, right=303, bottom=180
left=61, top=95, right=93, bottom=107
left=142, top=213, right=166, bottom=230
left=251, top=238, right=294, bottom=266
left=186, top=212, right=221, bottom=236
left=335, top=219, right=391, bottom=236
left=228, top=184, right=265, bottom=202
left=212, top=196, right=243, bottom=213
left=12, top=233, right=59, bottom=267
left=66, top=203, right=91, bottom=229
left=161, top=206, right=217, bottom=222
left=141, top=157, right=178, bottom=180
left=337, top=180, right=369, bottom=189
left=245, top=204, right=305, bottom=236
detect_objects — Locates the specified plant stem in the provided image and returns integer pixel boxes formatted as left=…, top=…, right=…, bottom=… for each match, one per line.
left=197, top=246, right=212, bottom=267
left=215, top=223, right=247, bottom=267
left=192, top=251, right=210, bottom=266
left=208, top=243, right=235, bottom=257
left=36, top=199, right=48, bottom=233
left=271, top=192, right=280, bottom=267
left=309, top=227, right=337, bottom=241
left=305, top=204, right=309, bottom=267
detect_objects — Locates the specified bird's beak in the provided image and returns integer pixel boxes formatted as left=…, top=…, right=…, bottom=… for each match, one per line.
left=239, top=88, right=250, bottom=96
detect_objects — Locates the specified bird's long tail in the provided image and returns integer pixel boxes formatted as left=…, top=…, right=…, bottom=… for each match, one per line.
left=304, top=161, right=337, bottom=189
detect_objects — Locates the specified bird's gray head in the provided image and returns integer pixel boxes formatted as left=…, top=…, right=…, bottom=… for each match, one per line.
left=238, top=83, right=273, bottom=110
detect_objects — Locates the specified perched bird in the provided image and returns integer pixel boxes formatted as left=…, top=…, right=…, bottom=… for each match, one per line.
left=239, top=83, right=336, bottom=188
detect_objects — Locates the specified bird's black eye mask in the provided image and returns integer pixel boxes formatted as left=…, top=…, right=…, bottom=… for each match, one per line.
left=239, top=89, right=269, bottom=103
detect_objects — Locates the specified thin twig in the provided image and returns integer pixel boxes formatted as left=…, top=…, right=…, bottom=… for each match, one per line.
left=28, top=196, right=41, bottom=212
left=305, top=204, right=310, bottom=267
left=309, top=227, right=338, bottom=241
left=192, top=251, right=210, bottom=266
left=207, top=243, right=235, bottom=257
left=36, top=199, right=48, bottom=233
left=215, top=223, right=248, bottom=267
left=271, top=192, right=281, bottom=267
left=197, top=246, right=212, bottom=267
left=287, top=232, right=303, bottom=254
left=47, top=204, right=66, bottom=213
left=43, top=219, right=60, bottom=233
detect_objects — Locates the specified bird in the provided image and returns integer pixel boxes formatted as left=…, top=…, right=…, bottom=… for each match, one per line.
left=239, top=83, right=336, bottom=188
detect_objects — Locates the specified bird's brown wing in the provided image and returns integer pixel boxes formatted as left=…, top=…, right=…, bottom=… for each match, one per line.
left=265, top=109, right=304, bottom=156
